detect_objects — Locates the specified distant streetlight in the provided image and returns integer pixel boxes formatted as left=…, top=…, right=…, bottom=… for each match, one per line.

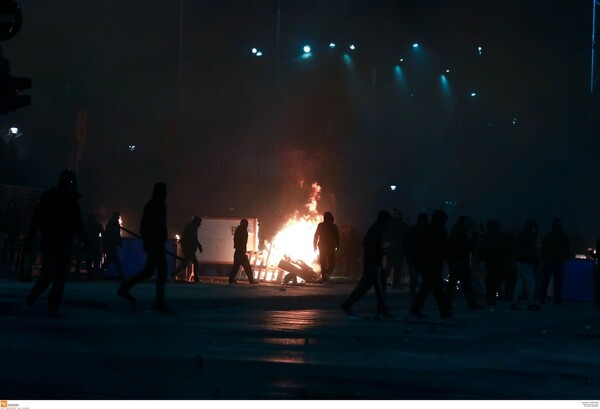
left=412, top=43, right=419, bottom=48
left=329, top=42, right=336, bottom=48
left=303, top=45, right=311, bottom=53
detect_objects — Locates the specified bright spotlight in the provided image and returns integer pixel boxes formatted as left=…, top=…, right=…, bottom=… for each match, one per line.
left=9, top=127, right=19, bottom=134
left=349, top=44, right=356, bottom=50
left=512, top=117, right=517, bottom=124
left=390, top=185, right=397, bottom=191
left=477, top=46, right=482, bottom=55
left=412, top=43, right=419, bottom=48
left=445, top=69, right=450, bottom=73
left=128, top=145, right=136, bottom=151
left=303, top=45, right=311, bottom=53
left=470, top=92, right=477, bottom=97
left=251, top=48, right=257, bottom=54
left=256, top=51, right=263, bottom=56
left=329, top=42, right=336, bottom=48
left=399, top=58, right=404, bottom=62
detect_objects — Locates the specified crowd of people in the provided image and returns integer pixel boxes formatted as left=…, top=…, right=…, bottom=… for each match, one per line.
left=3, top=169, right=600, bottom=319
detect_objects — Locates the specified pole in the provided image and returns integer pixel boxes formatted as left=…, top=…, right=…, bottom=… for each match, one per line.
left=592, top=0, right=597, bottom=93
left=120, top=226, right=184, bottom=261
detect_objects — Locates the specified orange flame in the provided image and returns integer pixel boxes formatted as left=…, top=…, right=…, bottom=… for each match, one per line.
left=265, top=181, right=323, bottom=271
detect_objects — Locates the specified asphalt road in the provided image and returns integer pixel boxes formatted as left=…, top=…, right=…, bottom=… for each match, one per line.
left=1, top=277, right=599, bottom=400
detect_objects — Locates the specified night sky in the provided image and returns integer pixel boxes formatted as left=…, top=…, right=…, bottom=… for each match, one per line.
left=0, top=0, right=596, bottom=248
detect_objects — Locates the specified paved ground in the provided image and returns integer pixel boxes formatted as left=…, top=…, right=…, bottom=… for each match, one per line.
left=1, top=276, right=599, bottom=400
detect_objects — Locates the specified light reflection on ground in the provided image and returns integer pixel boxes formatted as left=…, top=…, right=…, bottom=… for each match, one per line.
left=258, top=310, right=322, bottom=331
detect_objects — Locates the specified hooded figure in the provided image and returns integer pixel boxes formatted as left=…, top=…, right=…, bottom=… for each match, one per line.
left=24, top=170, right=91, bottom=318
left=313, top=211, right=340, bottom=283
left=118, top=182, right=174, bottom=313
left=228, top=219, right=257, bottom=284
left=341, top=210, right=393, bottom=318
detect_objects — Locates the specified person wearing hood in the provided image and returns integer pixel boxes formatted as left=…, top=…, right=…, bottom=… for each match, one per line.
left=24, top=170, right=91, bottom=318
left=512, top=219, right=541, bottom=311
left=228, top=219, right=258, bottom=284
left=341, top=210, right=394, bottom=318
left=409, top=209, right=453, bottom=319
left=540, top=218, right=570, bottom=305
left=313, top=211, right=340, bottom=283
left=117, top=182, right=174, bottom=313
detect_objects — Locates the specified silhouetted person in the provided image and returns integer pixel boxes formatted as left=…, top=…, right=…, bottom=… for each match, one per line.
left=512, top=220, right=541, bottom=311
left=404, top=212, right=429, bottom=300
left=382, top=208, right=409, bottom=292
left=540, top=218, right=570, bottom=305
left=172, top=216, right=203, bottom=282
left=101, top=211, right=125, bottom=281
left=409, top=209, right=452, bottom=319
left=85, top=212, right=104, bottom=280
left=1, top=199, right=21, bottom=272
left=24, top=170, right=91, bottom=318
left=446, top=215, right=483, bottom=310
left=313, top=211, right=339, bottom=283
left=117, top=182, right=174, bottom=313
left=228, top=219, right=257, bottom=284
left=478, top=219, right=509, bottom=306
left=341, top=210, right=393, bottom=318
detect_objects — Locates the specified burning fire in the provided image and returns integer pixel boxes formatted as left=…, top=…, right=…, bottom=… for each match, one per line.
left=265, top=181, right=323, bottom=272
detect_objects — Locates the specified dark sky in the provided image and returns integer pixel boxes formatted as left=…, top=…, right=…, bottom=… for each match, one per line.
left=1, top=0, right=597, bottom=247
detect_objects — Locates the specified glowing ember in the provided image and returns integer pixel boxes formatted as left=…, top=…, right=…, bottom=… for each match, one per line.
left=266, top=182, right=323, bottom=272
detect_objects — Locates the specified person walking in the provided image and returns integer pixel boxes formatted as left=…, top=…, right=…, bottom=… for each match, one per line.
left=404, top=212, right=428, bottom=300
left=228, top=219, right=257, bottom=284
left=172, top=216, right=203, bottom=282
left=478, top=219, right=510, bottom=306
left=341, top=210, right=394, bottom=318
left=446, top=215, right=483, bottom=311
left=24, top=170, right=91, bottom=318
left=512, top=220, right=541, bottom=311
left=409, top=209, right=453, bottom=319
left=117, top=182, right=174, bottom=313
left=313, top=211, right=339, bottom=283
left=540, top=218, right=570, bottom=305
left=382, top=208, right=409, bottom=292
left=101, top=211, right=125, bottom=281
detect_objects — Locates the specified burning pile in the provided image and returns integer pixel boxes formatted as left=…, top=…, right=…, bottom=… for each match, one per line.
left=264, top=181, right=323, bottom=282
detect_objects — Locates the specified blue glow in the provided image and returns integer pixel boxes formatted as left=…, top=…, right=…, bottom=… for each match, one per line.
left=440, top=75, right=450, bottom=93
left=329, top=42, right=336, bottom=48
left=303, top=45, right=311, bottom=53
left=412, top=43, right=419, bottom=48
left=349, top=44, right=356, bottom=50
left=251, top=48, right=257, bottom=54
left=343, top=53, right=352, bottom=64
left=395, top=65, right=402, bottom=75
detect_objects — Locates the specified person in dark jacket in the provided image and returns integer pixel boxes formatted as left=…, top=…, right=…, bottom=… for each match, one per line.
left=313, top=211, right=340, bottom=283
left=539, top=218, right=570, bottom=304
left=446, top=215, right=483, bottom=310
left=101, top=211, right=125, bottom=281
left=382, top=208, right=409, bottom=292
left=117, top=182, right=174, bottom=313
left=172, top=216, right=203, bottom=282
left=341, top=210, right=393, bottom=318
left=24, top=170, right=91, bottom=318
left=409, top=209, right=453, bottom=319
left=512, top=219, right=541, bottom=311
left=404, top=212, right=428, bottom=300
left=228, top=219, right=257, bottom=284
left=478, top=219, right=510, bottom=306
